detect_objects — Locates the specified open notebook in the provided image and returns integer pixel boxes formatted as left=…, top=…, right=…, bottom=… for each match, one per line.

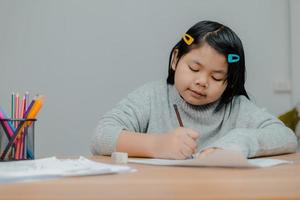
left=128, top=149, right=293, bottom=168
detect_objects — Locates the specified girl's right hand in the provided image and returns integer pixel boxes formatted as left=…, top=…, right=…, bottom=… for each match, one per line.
left=155, top=127, right=199, bottom=160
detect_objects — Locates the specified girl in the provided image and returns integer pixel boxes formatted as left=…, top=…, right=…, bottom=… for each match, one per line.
left=91, top=20, right=297, bottom=159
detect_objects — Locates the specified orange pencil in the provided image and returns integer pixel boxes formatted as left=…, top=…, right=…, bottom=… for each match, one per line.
left=26, top=96, right=44, bottom=125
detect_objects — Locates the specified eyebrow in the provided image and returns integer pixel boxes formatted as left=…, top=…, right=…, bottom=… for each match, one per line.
left=191, top=60, right=226, bottom=74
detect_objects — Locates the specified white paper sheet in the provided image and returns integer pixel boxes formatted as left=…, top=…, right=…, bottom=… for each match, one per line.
left=0, top=156, right=134, bottom=183
left=128, top=150, right=293, bottom=168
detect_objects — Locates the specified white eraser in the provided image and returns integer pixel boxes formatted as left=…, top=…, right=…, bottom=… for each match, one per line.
left=111, top=152, right=128, bottom=164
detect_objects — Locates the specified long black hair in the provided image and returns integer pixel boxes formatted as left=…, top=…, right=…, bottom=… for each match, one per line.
left=167, top=20, right=249, bottom=111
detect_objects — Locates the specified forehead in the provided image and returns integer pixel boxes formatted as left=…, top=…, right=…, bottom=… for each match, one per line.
left=183, top=43, right=228, bottom=73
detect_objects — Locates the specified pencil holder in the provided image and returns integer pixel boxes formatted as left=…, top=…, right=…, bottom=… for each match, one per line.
left=0, top=118, right=36, bottom=161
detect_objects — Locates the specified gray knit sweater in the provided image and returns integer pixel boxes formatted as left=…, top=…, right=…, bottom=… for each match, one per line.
left=91, top=80, right=298, bottom=158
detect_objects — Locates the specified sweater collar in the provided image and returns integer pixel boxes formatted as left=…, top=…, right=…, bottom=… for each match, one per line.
left=168, top=83, right=222, bottom=121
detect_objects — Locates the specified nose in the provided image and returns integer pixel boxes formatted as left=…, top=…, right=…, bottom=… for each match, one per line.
left=195, top=73, right=208, bottom=88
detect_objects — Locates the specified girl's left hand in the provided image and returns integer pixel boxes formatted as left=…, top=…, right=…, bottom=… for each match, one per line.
left=195, top=147, right=222, bottom=159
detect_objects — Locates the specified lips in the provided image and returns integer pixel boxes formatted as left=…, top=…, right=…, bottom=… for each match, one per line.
left=189, top=89, right=206, bottom=97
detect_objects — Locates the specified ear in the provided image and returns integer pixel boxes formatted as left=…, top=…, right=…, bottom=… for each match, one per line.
left=171, top=49, right=179, bottom=71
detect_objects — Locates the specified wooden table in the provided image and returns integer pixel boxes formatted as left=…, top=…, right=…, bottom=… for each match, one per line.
left=0, top=153, right=300, bottom=200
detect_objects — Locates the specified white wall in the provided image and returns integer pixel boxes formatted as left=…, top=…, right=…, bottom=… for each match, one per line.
left=290, top=0, right=300, bottom=106
left=0, top=0, right=295, bottom=157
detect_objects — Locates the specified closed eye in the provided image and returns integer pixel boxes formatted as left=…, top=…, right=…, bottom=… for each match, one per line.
left=212, top=77, right=223, bottom=81
left=188, top=65, right=199, bottom=72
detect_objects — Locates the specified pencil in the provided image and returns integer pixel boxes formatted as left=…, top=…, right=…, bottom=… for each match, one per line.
left=11, top=93, right=15, bottom=119
left=15, top=93, right=19, bottom=128
left=173, top=104, right=184, bottom=127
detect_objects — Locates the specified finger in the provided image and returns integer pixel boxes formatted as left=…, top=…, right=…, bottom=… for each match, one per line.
left=185, top=128, right=199, bottom=140
left=183, top=136, right=197, bottom=152
left=196, top=148, right=217, bottom=159
left=174, top=149, right=187, bottom=160
left=202, top=148, right=215, bottom=156
left=180, top=144, right=194, bottom=158
left=178, top=151, right=187, bottom=160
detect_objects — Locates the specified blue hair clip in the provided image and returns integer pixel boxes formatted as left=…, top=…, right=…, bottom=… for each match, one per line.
left=228, top=54, right=240, bottom=63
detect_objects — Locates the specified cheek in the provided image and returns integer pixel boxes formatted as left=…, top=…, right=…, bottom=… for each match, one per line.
left=174, top=67, right=191, bottom=84
left=220, top=84, right=228, bottom=95
left=211, top=82, right=227, bottom=95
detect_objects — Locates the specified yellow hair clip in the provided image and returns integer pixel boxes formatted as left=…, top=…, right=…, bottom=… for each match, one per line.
left=183, top=33, right=194, bottom=45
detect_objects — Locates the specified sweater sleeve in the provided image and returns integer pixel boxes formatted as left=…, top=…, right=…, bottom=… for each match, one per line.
left=205, top=97, right=298, bottom=158
left=90, top=83, right=151, bottom=155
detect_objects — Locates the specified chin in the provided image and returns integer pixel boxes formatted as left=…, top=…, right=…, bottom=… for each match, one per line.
left=185, top=96, right=219, bottom=106
left=185, top=98, right=208, bottom=106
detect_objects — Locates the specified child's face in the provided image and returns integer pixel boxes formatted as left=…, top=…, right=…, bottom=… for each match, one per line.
left=172, top=43, right=228, bottom=106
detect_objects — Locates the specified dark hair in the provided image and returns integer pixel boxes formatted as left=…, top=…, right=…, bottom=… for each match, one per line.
left=167, top=20, right=249, bottom=111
